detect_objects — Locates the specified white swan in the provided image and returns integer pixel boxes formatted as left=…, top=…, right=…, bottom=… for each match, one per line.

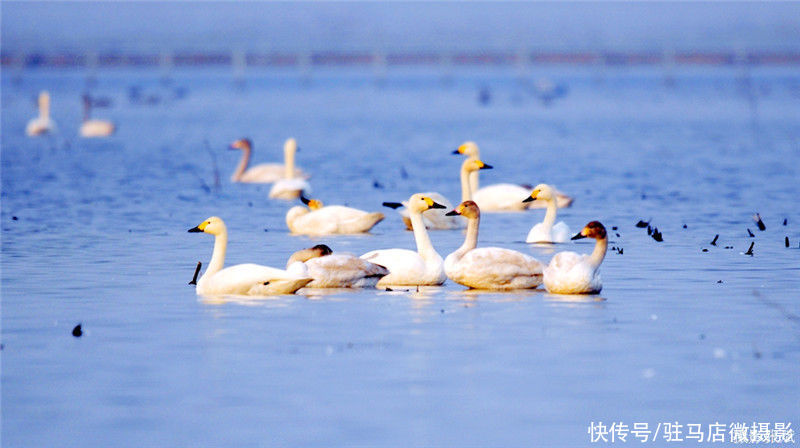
left=268, top=139, right=312, bottom=199
left=26, top=91, right=57, bottom=136
left=286, top=196, right=384, bottom=235
left=453, top=141, right=574, bottom=211
left=444, top=201, right=543, bottom=289
left=524, top=183, right=571, bottom=243
left=383, top=192, right=461, bottom=230
left=287, top=244, right=389, bottom=288
left=230, top=137, right=309, bottom=183
left=544, top=221, right=608, bottom=294
left=188, top=216, right=312, bottom=296
left=80, top=94, right=115, bottom=138
left=361, top=194, right=447, bottom=287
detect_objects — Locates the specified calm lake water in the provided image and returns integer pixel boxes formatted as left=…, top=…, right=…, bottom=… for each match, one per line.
left=2, top=66, right=799, bottom=447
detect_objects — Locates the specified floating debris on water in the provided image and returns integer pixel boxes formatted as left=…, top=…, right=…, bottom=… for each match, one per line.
left=785, top=237, right=790, bottom=248
left=753, top=213, right=766, bottom=231
left=744, top=242, right=755, bottom=256
left=710, top=234, right=719, bottom=246
left=747, top=228, right=755, bottom=237
left=189, top=261, right=202, bottom=285
left=717, top=280, right=723, bottom=283
left=683, top=224, right=688, bottom=229
left=12, top=216, right=18, bottom=221
left=612, top=226, right=618, bottom=231
left=725, top=246, right=733, bottom=249
left=72, top=324, right=83, bottom=337
left=635, top=219, right=649, bottom=228
left=372, top=180, right=384, bottom=189
left=702, top=248, right=709, bottom=252
left=783, top=218, right=788, bottom=226
left=647, top=225, right=653, bottom=235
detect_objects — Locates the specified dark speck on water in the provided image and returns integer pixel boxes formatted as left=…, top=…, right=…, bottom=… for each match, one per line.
left=747, top=228, right=755, bottom=237
left=785, top=237, right=790, bottom=248
left=652, top=228, right=663, bottom=242
left=612, top=226, right=618, bottom=230
left=71, top=324, right=83, bottom=338
left=744, top=242, right=755, bottom=256
left=683, top=224, right=688, bottom=229
left=783, top=218, right=788, bottom=226
left=754, top=213, right=766, bottom=231
left=710, top=234, right=719, bottom=246
left=635, top=219, right=649, bottom=228
left=646, top=225, right=653, bottom=235
left=702, top=248, right=709, bottom=252
left=12, top=216, right=18, bottom=221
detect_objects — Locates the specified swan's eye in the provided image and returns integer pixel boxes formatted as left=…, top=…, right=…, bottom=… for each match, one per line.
left=263, top=281, right=270, bottom=285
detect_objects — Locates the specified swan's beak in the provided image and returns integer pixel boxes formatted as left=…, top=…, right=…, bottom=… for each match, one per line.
left=480, top=163, right=493, bottom=170
left=445, top=209, right=460, bottom=216
left=570, top=232, right=586, bottom=240
left=300, top=194, right=311, bottom=205
left=382, top=202, right=404, bottom=209
left=188, top=226, right=203, bottom=233
left=523, top=190, right=539, bottom=203
left=452, top=149, right=461, bottom=154
left=429, top=201, right=446, bottom=209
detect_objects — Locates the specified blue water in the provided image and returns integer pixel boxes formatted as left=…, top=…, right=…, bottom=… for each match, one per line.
left=2, top=66, right=800, bottom=447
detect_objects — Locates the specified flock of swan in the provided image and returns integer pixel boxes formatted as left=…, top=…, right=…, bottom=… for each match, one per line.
left=26, top=90, right=115, bottom=138
left=188, top=138, right=609, bottom=298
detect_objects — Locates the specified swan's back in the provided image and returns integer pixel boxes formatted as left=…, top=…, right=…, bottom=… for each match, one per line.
left=198, top=263, right=311, bottom=296
left=80, top=119, right=115, bottom=137
left=361, top=248, right=442, bottom=286
left=269, top=178, right=312, bottom=199
left=289, top=206, right=384, bottom=235
left=447, top=247, right=543, bottom=289
left=472, top=183, right=531, bottom=211
left=527, top=221, right=571, bottom=243
left=306, top=254, right=389, bottom=287
left=543, top=252, right=601, bottom=294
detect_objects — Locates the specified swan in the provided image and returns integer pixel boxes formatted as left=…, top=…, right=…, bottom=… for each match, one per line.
left=26, top=91, right=57, bottom=136
left=543, top=221, right=608, bottom=294
left=453, top=141, right=574, bottom=211
left=188, top=216, right=312, bottom=296
left=383, top=192, right=461, bottom=230
left=381, top=158, right=491, bottom=231
left=79, top=94, right=115, bottom=138
left=230, top=137, right=309, bottom=183
left=268, top=139, right=312, bottom=199
left=361, top=194, right=447, bottom=287
left=524, top=183, right=571, bottom=243
left=444, top=200, right=543, bottom=289
left=287, top=244, right=389, bottom=288
left=286, top=196, right=384, bottom=235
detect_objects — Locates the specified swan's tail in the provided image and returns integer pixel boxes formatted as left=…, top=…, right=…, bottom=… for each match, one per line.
left=363, top=212, right=385, bottom=231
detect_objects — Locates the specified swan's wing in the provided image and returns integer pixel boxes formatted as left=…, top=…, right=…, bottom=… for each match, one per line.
left=543, top=252, right=599, bottom=294
left=269, top=178, right=312, bottom=197
left=526, top=222, right=547, bottom=243
left=472, top=184, right=530, bottom=211
left=205, top=263, right=309, bottom=295
left=307, top=254, right=389, bottom=286
left=294, top=209, right=341, bottom=235
left=461, top=248, right=543, bottom=283
left=361, top=248, right=426, bottom=281
left=546, top=251, right=584, bottom=271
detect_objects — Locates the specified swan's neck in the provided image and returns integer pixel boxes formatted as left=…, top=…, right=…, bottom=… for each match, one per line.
left=470, top=170, right=479, bottom=193
left=453, top=216, right=479, bottom=260
left=541, top=199, right=558, bottom=232
left=202, top=231, right=228, bottom=280
left=232, top=147, right=251, bottom=181
left=82, top=102, right=90, bottom=122
left=284, top=148, right=295, bottom=179
left=589, top=237, right=608, bottom=269
left=460, top=166, right=473, bottom=201
left=409, top=209, right=438, bottom=260
left=40, top=97, right=50, bottom=120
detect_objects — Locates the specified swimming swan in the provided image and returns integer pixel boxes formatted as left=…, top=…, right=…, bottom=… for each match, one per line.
left=26, top=91, right=57, bottom=136
left=80, top=94, right=115, bottom=138
left=543, top=221, right=608, bottom=294
left=287, top=244, right=389, bottom=288
left=268, top=138, right=312, bottom=199
left=230, top=137, right=309, bottom=183
left=453, top=141, right=573, bottom=211
left=188, top=216, right=312, bottom=296
left=444, top=201, right=544, bottom=289
left=361, top=194, right=447, bottom=287
left=523, top=183, right=571, bottom=243
left=383, top=192, right=461, bottom=230
left=286, top=196, right=384, bottom=235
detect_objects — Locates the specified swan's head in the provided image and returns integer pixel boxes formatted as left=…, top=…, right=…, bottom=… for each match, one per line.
left=300, top=195, right=323, bottom=210
left=445, top=200, right=480, bottom=219
left=284, top=138, right=298, bottom=155
left=523, top=183, right=556, bottom=203
left=572, top=221, right=607, bottom=240
left=286, top=244, right=333, bottom=267
left=188, top=216, right=227, bottom=236
left=408, top=194, right=447, bottom=213
left=229, top=138, right=252, bottom=151
left=453, top=141, right=480, bottom=157
left=462, top=158, right=493, bottom=173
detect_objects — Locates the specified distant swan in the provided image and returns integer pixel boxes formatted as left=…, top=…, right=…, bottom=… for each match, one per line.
left=445, top=201, right=543, bottom=289
left=268, top=138, right=312, bottom=199
left=361, top=194, right=447, bottom=287
left=26, top=91, right=57, bottom=136
left=79, top=94, right=115, bottom=138
left=188, top=216, right=312, bottom=296
left=287, top=244, right=389, bottom=288
left=543, top=221, right=608, bottom=294
left=286, top=196, right=384, bottom=235
left=524, top=183, right=571, bottom=243
left=453, top=141, right=573, bottom=211
left=230, top=137, right=309, bottom=183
